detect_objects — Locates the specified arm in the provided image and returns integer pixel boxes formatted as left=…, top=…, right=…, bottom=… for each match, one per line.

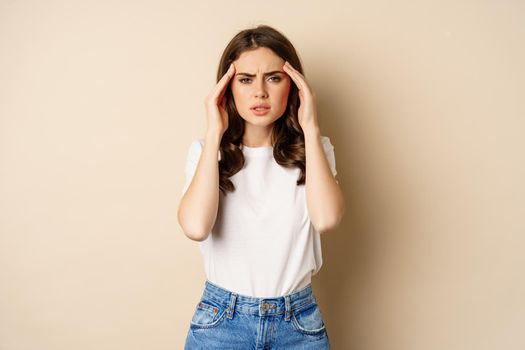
left=178, top=63, right=236, bottom=241
left=281, top=60, right=345, bottom=234
left=304, top=126, right=346, bottom=234
left=177, top=133, right=221, bottom=241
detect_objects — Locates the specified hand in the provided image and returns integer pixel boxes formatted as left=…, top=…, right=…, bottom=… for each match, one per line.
left=282, top=61, right=319, bottom=131
left=204, top=63, right=236, bottom=138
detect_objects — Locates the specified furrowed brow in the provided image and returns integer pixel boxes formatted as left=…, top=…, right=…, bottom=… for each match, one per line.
left=235, top=70, right=284, bottom=77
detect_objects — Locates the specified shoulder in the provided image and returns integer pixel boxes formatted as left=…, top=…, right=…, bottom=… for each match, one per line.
left=183, top=139, right=203, bottom=165
left=320, top=135, right=335, bottom=150
left=195, top=138, right=205, bottom=148
left=188, top=138, right=204, bottom=154
left=187, top=138, right=221, bottom=161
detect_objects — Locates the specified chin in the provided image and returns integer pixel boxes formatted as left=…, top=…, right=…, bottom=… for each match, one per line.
left=243, top=111, right=284, bottom=124
left=248, top=117, right=280, bottom=127
left=240, top=113, right=270, bottom=123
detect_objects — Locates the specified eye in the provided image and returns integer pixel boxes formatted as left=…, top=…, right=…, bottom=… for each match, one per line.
left=238, top=76, right=282, bottom=84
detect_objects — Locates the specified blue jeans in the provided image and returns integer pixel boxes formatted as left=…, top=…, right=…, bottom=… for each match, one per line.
left=184, top=280, right=330, bottom=349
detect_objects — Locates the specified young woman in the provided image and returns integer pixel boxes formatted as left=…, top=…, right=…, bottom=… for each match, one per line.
left=178, top=24, right=345, bottom=349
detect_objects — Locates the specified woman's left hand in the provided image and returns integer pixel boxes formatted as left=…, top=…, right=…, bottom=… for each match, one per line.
left=282, top=61, right=319, bottom=131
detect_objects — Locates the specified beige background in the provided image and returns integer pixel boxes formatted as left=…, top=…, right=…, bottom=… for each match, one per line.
left=1, top=1, right=524, bottom=349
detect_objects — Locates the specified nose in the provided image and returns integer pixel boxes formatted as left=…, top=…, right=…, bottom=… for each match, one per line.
left=254, top=78, right=268, bottom=98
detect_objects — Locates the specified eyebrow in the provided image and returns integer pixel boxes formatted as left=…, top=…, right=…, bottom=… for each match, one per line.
left=235, top=70, right=285, bottom=77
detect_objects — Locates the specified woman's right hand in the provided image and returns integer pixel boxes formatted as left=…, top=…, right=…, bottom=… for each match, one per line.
left=204, top=63, right=236, bottom=138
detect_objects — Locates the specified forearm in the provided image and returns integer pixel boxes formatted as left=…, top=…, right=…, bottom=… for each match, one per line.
left=177, top=133, right=221, bottom=241
left=304, top=126, right=346, bottom=233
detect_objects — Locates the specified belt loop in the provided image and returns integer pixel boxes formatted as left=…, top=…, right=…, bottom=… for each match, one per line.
left=284, top=295, right=292, bottom=321
left=226, top=292, right=237, bottom=319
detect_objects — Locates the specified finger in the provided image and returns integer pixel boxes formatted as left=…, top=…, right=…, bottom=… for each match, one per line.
left=215, top=63, right=235, bottom=99
left=213, top=63, right=236, bottom=101
left=285, top=62, right=307, bottom=87
left=283, top=61, right=305, bottom=91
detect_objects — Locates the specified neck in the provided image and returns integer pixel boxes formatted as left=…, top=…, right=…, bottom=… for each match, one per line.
left=242, top=124, right=274, bottom=147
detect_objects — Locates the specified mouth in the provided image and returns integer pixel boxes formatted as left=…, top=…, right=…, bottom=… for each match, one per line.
left=250, top=103, right=271, bottom=110
left=251, top=106, right=271, bottom=116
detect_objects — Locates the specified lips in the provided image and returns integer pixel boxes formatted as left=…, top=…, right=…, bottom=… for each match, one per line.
left=250, top=103, right=271, bottom=110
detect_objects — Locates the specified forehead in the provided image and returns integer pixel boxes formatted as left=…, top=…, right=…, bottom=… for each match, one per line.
left=234, top=47, right=284, bottom=71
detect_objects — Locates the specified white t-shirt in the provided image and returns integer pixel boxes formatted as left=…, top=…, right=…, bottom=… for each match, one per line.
left=180, top=135, right=337, bottom=297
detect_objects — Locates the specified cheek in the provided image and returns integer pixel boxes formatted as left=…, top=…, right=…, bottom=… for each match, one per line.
left=231, top=84, right=249, bottom=104
left=275, top=81, right=291, bottom=106
left=230, top=85, right=244, bottom=109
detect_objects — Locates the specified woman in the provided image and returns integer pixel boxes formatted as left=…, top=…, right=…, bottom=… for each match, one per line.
left=178, top=24, right=345, bottom=349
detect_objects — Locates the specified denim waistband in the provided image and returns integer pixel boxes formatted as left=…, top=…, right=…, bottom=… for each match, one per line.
left=201, top=280, right=317, bottom=320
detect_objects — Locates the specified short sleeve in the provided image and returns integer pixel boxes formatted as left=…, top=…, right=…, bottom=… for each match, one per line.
left=181, top=139, right=204, bottom=196
left=321, top=135, right=338, bottom=177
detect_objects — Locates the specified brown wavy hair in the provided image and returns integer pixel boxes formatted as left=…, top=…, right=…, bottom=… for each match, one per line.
left=217, top=24, right=307, bottom=195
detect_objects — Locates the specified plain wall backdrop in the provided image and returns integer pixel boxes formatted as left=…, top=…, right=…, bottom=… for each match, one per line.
left=1, top=0, right=524, bottom=349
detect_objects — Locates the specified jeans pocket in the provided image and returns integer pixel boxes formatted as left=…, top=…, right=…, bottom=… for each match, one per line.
left=291, top=302, right=327, bottom=336
left=190, top=298, right=227, bottom=329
